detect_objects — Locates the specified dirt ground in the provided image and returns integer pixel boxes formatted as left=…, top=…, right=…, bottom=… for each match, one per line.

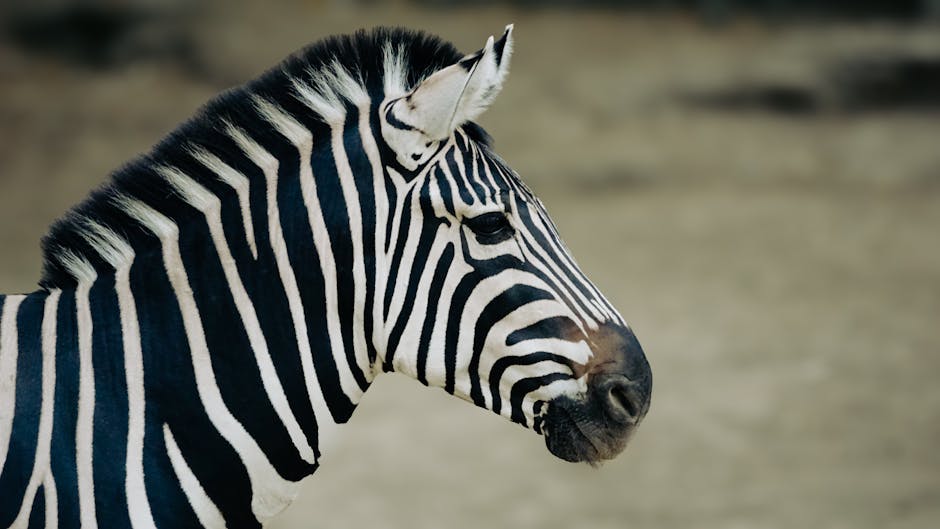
left=1, top=3, right=938, bottom=528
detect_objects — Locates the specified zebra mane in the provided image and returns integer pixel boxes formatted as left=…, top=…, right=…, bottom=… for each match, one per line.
left=38, top=27, right=490, bottom=290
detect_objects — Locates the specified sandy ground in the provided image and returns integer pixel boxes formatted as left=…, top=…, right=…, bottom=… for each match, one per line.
left=1, top=3, right=938, bottom=528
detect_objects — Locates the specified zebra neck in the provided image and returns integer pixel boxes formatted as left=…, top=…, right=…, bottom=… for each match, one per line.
left=13, top=89, right=390, bottom=525
left=0, top=228, right=376, bottom=526
left=89, top=135, right=382, bottom=520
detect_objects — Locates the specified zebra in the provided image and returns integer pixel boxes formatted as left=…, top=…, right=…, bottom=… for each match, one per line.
left=0, top=26, right=652, bottom=528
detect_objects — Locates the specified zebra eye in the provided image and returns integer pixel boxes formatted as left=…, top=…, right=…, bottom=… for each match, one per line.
left=465, top=212, right=513, bottom=242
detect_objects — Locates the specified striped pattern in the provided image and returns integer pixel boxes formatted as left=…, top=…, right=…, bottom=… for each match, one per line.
left=0, top=27, right=635, bottom=528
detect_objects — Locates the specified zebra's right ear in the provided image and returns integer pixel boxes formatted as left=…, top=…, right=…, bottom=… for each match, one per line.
left=381, top=25, right=513, bottom=171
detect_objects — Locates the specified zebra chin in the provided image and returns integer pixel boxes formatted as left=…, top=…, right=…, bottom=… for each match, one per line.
left=541, top=377, right=650, bottom=465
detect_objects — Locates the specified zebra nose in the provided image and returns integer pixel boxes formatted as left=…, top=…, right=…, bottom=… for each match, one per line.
left=594, top=374, right=650, bottom=425
left=583, top=322, right=652, bottom=424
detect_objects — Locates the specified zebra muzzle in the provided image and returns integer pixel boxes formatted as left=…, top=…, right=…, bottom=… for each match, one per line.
left=542, top=324, right=652, bottom=464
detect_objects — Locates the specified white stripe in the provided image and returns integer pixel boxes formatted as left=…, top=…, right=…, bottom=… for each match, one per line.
left=227, top=118, right=347, bottom=426
left=381, top=170, right=413, bottom=266
left=163, top=424, right=226, bottom=529
left=43, top=471, right=58, bottom=529
left=447, top=142, right=477, bottom=206
left=327, top=119, right=374, bottom=381
left=189, top=147, right=259, bottom=260
left=357, top=104, right=390, bottom=373
left=79, top=221, right=157, bottom=529
left=0, top=294, right=25, bottom=475
left=424, top=247, right=473, bottom=389
left=384, top=189, right=424, bottom=332
left=10, top=291, right=60, bottom=529
left=159, top=165, right=317, bottom=465
left=115, top=265, right=158, bottom=529
left=118, top=196, right=300, bottom=522
left=75, top=281, right=98, bottom=529
left=470, top=141, right=501, bottom=203
left=389, top=233, right=454, bottom=377
left=435, top=145, right=464, bottom=210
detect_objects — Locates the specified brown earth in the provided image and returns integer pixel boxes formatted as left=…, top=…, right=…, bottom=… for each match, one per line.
left=1, top=3, right=938, bottom=528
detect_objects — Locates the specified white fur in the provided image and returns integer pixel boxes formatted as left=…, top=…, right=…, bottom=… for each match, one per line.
left=382, top=42, right=409, bottom=98
left=292, top=61, right=368, bottom=124
left=80, top=218, right=135, bottom=271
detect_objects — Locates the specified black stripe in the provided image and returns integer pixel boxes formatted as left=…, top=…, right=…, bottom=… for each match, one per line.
left=171, top=196, right=314, bottom=480
left=465, top=143, right=489, bottom=203
left=444, top=144, right=476, bottom=207
left=416, top=243, right=454, bottom=385
left=385, top=181, right=445, bottom=370
left=383, top=181, right=399, bottom=255
left=512, top=197, right=597, bottom=321
left=344, top=112, right=380, bottom=367
left=130, top=248, right=258, bottom=528
left=0, top=294, right=46, bottom=527
left=489, top=352, right=573, bottom=415
left=505, top=316, right=586, bottom=347
left=50, top=291, right=80, bottom=528
left=384, top=104, right=416, bottom=131
left=433, top=166, right=456, bottom=216
left=88, top=275, right=133, bottom=529
left=277, top=171, right=356, bottom=425
left=443, top=272, right=479, bottom=395
left=468, top=285, right=554, bottom=406
left=509, top=372, right=573, bottom=427
left=383, top=186, right=416, bottom=321
left=27, top=485, right=44, bottom=528
left=494, top=28, right=509, bottom=68
left=310, top=109, right=370, bottom=391
left=142, top=426, right=200, bottom=528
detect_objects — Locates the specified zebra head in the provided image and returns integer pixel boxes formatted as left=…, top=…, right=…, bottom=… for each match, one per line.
left=376, top=26, right=652, bottom=464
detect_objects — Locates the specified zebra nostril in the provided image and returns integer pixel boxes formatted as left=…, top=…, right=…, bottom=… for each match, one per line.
left=609, top=385, right=638, bottom=419
left=598, top=376, right=646, bottom=425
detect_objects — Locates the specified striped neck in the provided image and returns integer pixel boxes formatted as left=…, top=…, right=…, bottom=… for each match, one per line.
left=0, top=84, right=399, bottom=526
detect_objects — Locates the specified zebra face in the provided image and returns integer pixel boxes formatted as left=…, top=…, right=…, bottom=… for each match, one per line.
left=378, top=27, right=651, bottom=464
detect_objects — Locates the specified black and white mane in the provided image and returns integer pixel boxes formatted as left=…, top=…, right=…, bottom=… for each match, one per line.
left=40, top=28, right=490, bottom=289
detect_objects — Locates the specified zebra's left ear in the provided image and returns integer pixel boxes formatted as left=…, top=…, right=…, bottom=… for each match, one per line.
left=382, top=25, right=513, bottom=168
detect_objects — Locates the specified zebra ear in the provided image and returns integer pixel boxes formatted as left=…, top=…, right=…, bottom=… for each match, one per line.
left=385, top=25, right=513, bottom=145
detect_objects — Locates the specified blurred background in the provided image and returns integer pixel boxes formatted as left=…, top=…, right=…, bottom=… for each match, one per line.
left=1, top=1, right=939, bottom=528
